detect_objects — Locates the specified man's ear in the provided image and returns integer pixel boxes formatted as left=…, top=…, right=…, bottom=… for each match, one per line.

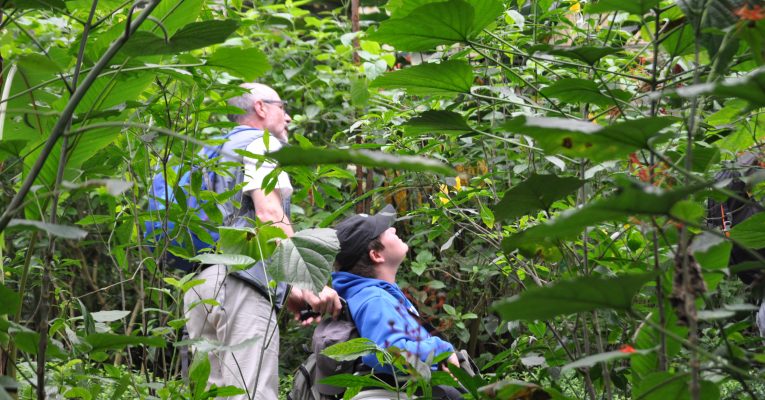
left=369, top=248, right=385, bottom=264
left=253, top=100, right=266, bottom=118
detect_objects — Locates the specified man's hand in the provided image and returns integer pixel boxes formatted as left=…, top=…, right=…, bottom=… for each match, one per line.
left=286, top=286, right=341, bottom=326
left=441, top=352, right=460, bottom=374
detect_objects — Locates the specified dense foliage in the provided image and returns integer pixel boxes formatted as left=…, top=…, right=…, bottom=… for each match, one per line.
left=1, top=0, right=765, bottom=399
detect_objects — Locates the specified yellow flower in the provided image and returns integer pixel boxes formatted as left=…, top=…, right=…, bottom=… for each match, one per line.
left=454, top=177, right=462, bottom=191
left=439, top=184, right=449, bottom=204
left=570, top=1, right=581, bottom=12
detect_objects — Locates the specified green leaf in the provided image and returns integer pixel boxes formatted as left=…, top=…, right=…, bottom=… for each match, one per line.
left=370, top=60, right=474, bottom=97
left=0, top=140, right=27, bottom=162
left=317, top=374, right=395, bottom=391
left=64, top=387, right=92, bottom=400
left=632, top=308, right=687, bottom=380
left=368, top=0, right=503, bottom=51
left=586, top=0, right=661, bottom=15
left=189, top=353, right=211, bottom=400
left=3, top=0, right=65, bottom=10
left=75, top=72, right=154, bottom=113
left=671, top=66, right=765, bottom=107
left=268, top=147, right=456, bottom=176
left=690, top=233, right=732, bottom=270
left=494, top=174, right=584, bottom=222
left=350, top=78, right=370, bottom=107
left=562, top=348, right=652, bottom=372
left=217, top=226, right=285, bottom=265
left=546, top=46, right=622, bottom=65
left=0, top=286, right=20, bottom=316
left=502, top=183, right=706, bottom=255
left=322, top=338, right=379, bottom=362
left=540, top=78, right=630, bottom=107
left=669, top=200, right=705, bottom=223
left=729, top=212, right=765, bottom=249
left=14, top=331, right=67, bottom=358
left=190, top=254, right=256, bottom=267
left=492, top=273, right=656, bottom=321
left=207, top=47, right=271, bottom=81
left=148, top=0, right=204, bottom=37
left=634, top=372, right=719, bottom=400
left=270, top=228, right=340, bottom=293
left=90, top=310, right=130, bottom=323
left=677, top=0, right=741, bottom=64
left=205, top=386, right=246, bottom=398
left=83, top=333, right=166, bottom=352
left=8, top=219, right=88, bottom=240
left=0, top=376, right=18, bottom=400
left=403, top=110, right=473, bottom=136
left=122, top=20, right=239, bottom=56
left=24, top=125, right=122, bottom=217
left=503, top=116, right=677, bottom=163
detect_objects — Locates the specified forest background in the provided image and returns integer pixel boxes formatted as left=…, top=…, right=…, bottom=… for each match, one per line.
left=1, top=0, right=765, bottom=399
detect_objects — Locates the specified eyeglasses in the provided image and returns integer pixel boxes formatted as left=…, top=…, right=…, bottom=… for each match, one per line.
left=260, top=99, right=289, bottom=114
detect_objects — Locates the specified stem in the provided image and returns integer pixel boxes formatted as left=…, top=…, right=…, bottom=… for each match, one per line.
left=649, top=6, right=668, bottom=373
left=0, top=0, right=161, bottom=234
left=682, top=6, right=707, bottom=396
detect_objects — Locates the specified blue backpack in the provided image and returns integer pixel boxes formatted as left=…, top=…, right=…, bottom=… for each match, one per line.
left=144, top=127, right=265, bottom=271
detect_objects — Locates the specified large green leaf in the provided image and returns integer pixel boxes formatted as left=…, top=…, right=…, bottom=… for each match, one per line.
left=677, top=0, right=743, bottom=69
left=0, top=286, right=20, bottom=316
left=368, top=0, right=503, bottom=51
left=540, top=78, right=630, bottom=107
left=207, top=47, right=271, bottom=81
left=492, top=273, right=656, bottom=321
left=122, top=20, right=238, bottom=56
left=585, top=0, right=661, bottom=15
left=631, top=306, right=688, bottom=380
left=634, top=372, right=719, bottom=400
left=545, top=46, right=622, bottom=65
left=83, top=333, right=166, bottom=351
left=189, top=353, right=210, bottom=400
left=268, top=147, right=455, bottom=176
left=270, top=228, right=340, bottom=293
left=370, top=60, right=474, bottom=97
left=75, top=72, right=154, bottom=113
left=0, top=140, right=27, bottom=162
left=729, top=212, right=765, bottom=249
left=190, top=254, right=256, bottom=267
left=690, top=232, right=732, bottom=269
left=672, top=66, right=765, bottom=107
left=23, top=126, right=122, bottom=218
left=3, top=0, right=66, bottom=9
left=217, top=226, right=286, bottom=264
left=502, top=183, right=706, bottom=255
left=148, top=0, right=204, bottom=37
left=562, top=348, right=652, bottom=372
left=494, top=174, right=584, bottom=222
left=317, top=374, right=395, bottom=391
left=322, top=338, right=380, bottom=362
left=8, top=219, right=88, bottom=239
left=502, top=116, right=677, bottom=163
left=403, top=110, right=473, bottom=136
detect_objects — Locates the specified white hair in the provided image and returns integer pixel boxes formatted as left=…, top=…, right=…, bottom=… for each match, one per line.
left=226, top=82, right=278, bottom=123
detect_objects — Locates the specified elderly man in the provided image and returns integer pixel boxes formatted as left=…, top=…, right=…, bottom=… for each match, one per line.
left=184, top=83, right=340, bottom=399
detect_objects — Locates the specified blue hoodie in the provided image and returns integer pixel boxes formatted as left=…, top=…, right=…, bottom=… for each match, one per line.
left=331, top=271, right=454, bottom=374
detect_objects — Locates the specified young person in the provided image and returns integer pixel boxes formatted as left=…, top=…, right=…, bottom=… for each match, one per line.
left=331, top=205, right=461, bottom=375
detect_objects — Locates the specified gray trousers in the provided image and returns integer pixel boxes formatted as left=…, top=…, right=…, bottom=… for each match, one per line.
left=184, top=265, right=280, bottom=400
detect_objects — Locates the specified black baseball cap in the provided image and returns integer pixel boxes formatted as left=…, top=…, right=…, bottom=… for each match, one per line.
left=335, top=204, right=396, bottom=271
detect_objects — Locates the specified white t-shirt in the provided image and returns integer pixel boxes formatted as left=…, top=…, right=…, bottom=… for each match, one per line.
left=242, top=135, right=293, bottom=197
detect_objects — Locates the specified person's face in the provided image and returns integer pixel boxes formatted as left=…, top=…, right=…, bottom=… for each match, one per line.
left=377, top=227, right=408, bottom=267
left=256, top=97, right=291, bottom=141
